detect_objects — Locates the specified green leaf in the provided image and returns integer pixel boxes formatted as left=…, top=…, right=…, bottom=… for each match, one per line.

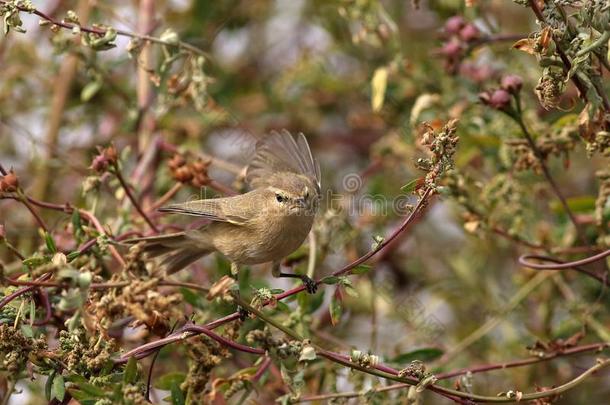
left=389, top=348, right=444, bottom=365
left=45, top=370, right=57, bottom=400
left=276, top=301, right=291, bottom=313
left=329, top=291, right=342, bottom=326
left=22, top=255, right=49, bottom=267
left=66, top=374, right=106, bottom=397
left=270, top=288, right=285, bottom=294
left=44, top=232, right=57, bottom=253
left=351, top=264, right=371, bottom=275
left=71, top=209, right=83, bottom=240
left=321, top=276, right=340, bottom=285
left=66, top=251, right=80, bottom=262
left=180, top=287, right=202, bottom=307
left=401, top=178, right=419, bottom=193
left=550, top=195, right=596, bottom=215
left=170, top=380, right=185, bottom=405
left=344, top=284, right=359, bottom=298
left=21, top=324, right=34, bottom=338
left=123, top=356, right=138, bottom=384
left=154, top=372, right=186, bottom=390
left=51, top=374, right=66, bottom=401
left=81, top=80, right=102, bottom=102
left=308, top=289, right=325, bottom=312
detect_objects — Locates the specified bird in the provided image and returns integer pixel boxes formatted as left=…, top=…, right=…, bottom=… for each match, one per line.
left=127, top=130, right=321, bottom=292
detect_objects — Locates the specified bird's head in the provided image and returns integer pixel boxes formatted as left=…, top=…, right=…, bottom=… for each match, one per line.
left=264, top=172, right=320, bottom=216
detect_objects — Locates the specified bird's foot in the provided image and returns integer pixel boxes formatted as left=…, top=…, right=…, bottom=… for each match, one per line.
left=301, top=275, right=318, bottom=294
left=279, top=272, right=318, bottom=294
left=238, top=306, right=250, bottom=321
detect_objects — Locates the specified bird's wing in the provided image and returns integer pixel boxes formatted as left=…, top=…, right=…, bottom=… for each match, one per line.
left=246, top=130, right=321, bottom=190
left=159, top=196, right=251, bottom=225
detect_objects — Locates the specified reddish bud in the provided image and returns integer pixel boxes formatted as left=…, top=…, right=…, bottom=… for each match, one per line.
left=168, top=154, right=186, bottom=170
left=459, top=24, right=480, bottom=42
left=90, top=153, right=108, bottom=173
left=0, top=170, right=19, bottom=192
left=444, top=16, right=466, bottom=35
left=501, top=74, right=523, bottom=94
left=104, top=144, right=118, bottom=163
left=441, top=39, right=462, bottom=58
left=192, top=173, right=210, bottom=188
left=480, top=89, right=512, bottom=110
left=191, top=158, right=210, bottom=173
left=173, top=166, right=193, bottom=183
left=459, top=63, right=495, bottom=83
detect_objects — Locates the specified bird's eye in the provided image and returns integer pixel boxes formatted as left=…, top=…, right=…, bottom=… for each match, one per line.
left=275, top=193, right=286, bottom=203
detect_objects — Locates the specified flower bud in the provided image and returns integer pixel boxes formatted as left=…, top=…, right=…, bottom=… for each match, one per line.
left=441, top=39, right=462, bottom=58
left=192, top=173, right=210, bottom=188
left=459, top=23, right=480, bottom=42
left=444, top=16, right=465, bottom=35
left=168, top=154, right=186, bottom=170
left=173, top=166, right=193, bottom=183
left=90, top=153, right=108, bottom=173
left=501, top=74, right=523, bottom=94
left=191, top=158, right=210, bottom=173
left=480, top=89, right=512, bottom=110
left=104, top=144, right=118, bottom=163
left=0, top=170, right=19, bottom=192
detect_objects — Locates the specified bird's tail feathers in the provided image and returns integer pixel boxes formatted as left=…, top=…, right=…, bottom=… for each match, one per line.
left=123, top=232, right=211, bottom=275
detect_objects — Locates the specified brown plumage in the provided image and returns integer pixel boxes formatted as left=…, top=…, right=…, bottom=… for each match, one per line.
left=126, top=130, right=321, bottom=281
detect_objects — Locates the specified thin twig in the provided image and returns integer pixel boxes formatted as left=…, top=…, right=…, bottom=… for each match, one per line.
left=518, top=249, right=610, bottom=286
left=17, top=191, right=48, bottom=232
left=512, top=96, right=584, bottom=244
left=0, top=273, right=52, bottom=310
left=112, top=164, right=159, bottom=233
left=6, top=193, right=127, bottom=266
left=2, top=1, right=207, bottom=57
left=148, top=183, right=182, bottom=212
left=117, top=322, right=264, bottom=363
left=437, top=342, right=610, bottom=380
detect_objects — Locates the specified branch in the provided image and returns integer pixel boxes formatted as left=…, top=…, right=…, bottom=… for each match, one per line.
left=118, top=322, right=264, bottom=363
left=299, top=341, right=610, bottom=402
left=3, top=193, right=126, bottom=266
left=112, top=163, right=159, bottom=233
left=512, top=95, right=585, bottom=244
left=1, top=1, right=207, bottom=57
left=241, top=295, right=610, bottom=403
left=0, top=273, right=52, bottom=311
left=518, top=249, right=610, bottom=286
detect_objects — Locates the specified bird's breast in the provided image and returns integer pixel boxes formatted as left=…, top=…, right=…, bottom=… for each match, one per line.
left=208, top=214, right=314, bottom=265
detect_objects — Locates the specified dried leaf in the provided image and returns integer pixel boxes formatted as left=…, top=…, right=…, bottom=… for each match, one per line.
left=512, top=38, right=536, bottom=55
left=371, top=67, right=388, bottom=112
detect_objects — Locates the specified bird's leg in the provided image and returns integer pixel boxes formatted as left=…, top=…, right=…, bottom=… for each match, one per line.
left=273, top=261, right=318, bottom=294
left=230, top=262, right=249, bottom=320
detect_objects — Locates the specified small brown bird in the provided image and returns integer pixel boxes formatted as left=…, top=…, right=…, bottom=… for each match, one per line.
left=129, top=130, right=321, bottom=292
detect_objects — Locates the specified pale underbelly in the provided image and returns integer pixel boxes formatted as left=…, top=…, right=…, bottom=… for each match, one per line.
left=209, top=222, right=311, bottom=265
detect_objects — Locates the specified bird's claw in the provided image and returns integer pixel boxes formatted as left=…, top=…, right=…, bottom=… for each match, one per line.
left=300, top=275, right=318, bottom=294
left=238, top=306, right=249, bottom=321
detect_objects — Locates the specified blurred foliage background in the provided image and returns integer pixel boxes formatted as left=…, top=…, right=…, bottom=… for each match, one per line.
left=1, top=0, right=610, bottom=404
